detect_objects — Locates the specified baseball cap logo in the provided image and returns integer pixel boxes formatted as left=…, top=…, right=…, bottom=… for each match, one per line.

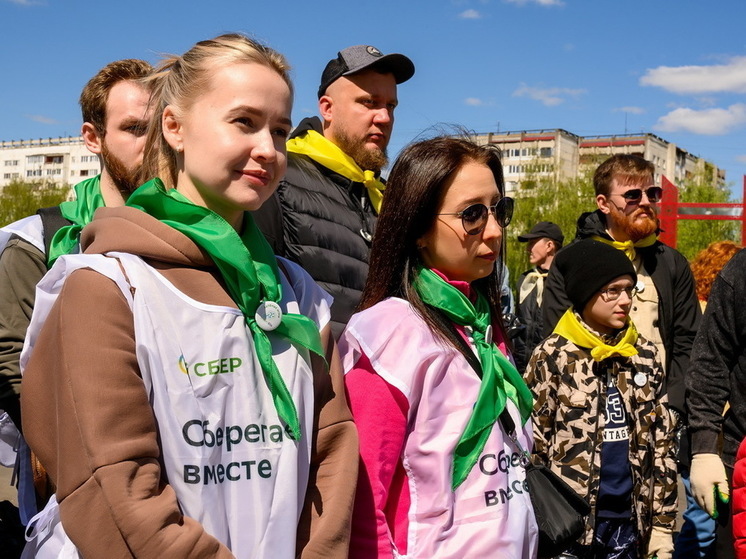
left=366, top=46, right=383, bottom=57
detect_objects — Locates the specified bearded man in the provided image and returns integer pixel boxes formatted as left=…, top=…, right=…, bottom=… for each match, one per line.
left=254, top=45, right=415, bottom=338
left=0, top=58, right=152, bottom=429
left=540, top=154, right=702, bottom=557
left=543, top=154, right=700, bottom=419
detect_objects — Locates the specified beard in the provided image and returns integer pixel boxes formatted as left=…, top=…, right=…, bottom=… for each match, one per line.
left=609, top=202, right=658, bottom=242
left=100, top=141, right=142, bottom=196
left=333, top=128, right=388, bottom=174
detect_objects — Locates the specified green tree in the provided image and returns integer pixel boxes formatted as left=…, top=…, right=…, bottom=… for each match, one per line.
left=505, top=162, right=741, bottom=292
left=0, top=179, right=70, bottom=227
left=505, top=167, right=596, bottom=287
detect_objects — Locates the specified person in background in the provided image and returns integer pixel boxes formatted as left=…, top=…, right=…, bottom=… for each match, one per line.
left=526, top=239, right=677, bottom=559
left=254, top=44, right=415, bottom=338
left=687, top=245, right=746, bottom=559
left=690, top=240, right=741, bottom=311
left=340, top=135, right=537, bottom=557
left=21, top=33, right=357, bottom=558
left=513, top=220, right=563, bottom=371
left=542, top=155, right=700, bottom=556
left=0, top=58, right=153, bottom=435
left=676, top=240, right=740, bottom=559
left=0, top=58, right=153, bottom=525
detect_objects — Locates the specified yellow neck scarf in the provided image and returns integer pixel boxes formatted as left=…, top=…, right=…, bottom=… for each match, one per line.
left=553, top=309, right=639, bottom=362
left=591, top=233, right=656, bottom=261
left=287, top=129, right=385, bottom=213
left=518, top=269, right=547, bottom=306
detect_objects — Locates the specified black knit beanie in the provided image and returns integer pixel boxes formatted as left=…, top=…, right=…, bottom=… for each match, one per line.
left=555, top=239, right=637, bottom=311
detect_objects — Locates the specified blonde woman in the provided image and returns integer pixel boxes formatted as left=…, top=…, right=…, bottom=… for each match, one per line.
left=21, top=34, right=357, bottom=558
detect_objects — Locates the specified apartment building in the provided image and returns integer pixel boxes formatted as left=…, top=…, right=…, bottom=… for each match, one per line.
left=0, top=136, right=98, bottom=189
left=475, top=129, right=725, bottom=194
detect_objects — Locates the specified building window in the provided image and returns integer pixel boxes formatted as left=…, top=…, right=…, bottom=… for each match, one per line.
left=26, top=155, right=43, bottom=164
left=80, top=169, right=89, bottom=177
left=26, top=169, right=42, bottom=177
left=540, top=147, right=553, bottom=158
left=45, top=168, right=62, bottom=176
left=45, top=155, right=63, bottom=164
left=4, top=160, right=19, bottom=167
left=80, top=155, right=99, bottom=163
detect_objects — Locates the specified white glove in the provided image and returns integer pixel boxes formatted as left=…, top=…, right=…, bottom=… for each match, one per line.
left=646, top=525, right=673, bottom=559
left=690, top=452, right=730, bottom=518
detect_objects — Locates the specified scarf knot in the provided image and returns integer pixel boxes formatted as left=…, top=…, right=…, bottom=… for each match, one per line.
left=591, top=233, right=656, bottom=261
left=48, top=176, right=105, bottom=267
left=127, top=179, right=325, bottom=440
left=518, top=269, right=547, bottom=306
left=553, top=309, right=638, bottom=362
left=287, top=129, right=385, bottom=213
left=412, top=267, right=533, bottom=490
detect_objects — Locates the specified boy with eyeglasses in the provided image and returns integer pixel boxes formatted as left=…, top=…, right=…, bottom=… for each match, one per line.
left=526, top=239, right=677, bottom=559
left=542, top=153, right=703, bottom=556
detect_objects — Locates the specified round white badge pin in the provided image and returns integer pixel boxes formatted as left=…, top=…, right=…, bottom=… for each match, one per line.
left=633, top=372, right=647, bottom=387
left=255, top=300, right=283, bottom=331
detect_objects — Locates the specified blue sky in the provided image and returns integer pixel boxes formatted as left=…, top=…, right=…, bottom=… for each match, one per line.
left=2, top=0, right=746, bottom=197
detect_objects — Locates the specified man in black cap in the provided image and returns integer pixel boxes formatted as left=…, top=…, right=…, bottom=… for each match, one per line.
left=254, top=45, right=415, bottom=338
left=513, top=221, right=563, bottom=371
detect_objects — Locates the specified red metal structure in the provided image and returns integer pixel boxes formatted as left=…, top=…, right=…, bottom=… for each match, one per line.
left=658, top=175, right=746, bottom=248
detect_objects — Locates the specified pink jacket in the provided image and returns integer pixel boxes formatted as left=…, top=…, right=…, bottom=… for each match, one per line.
left=340, top=297, right=537, bottom=559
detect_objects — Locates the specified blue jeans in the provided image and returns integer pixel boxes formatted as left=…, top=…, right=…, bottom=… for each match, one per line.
left=673, top=470, right=717, bottom=559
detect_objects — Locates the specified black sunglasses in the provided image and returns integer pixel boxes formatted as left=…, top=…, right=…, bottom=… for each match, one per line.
left=438, top=197, right=514, bottom=235
left=619, top=186, right=663, bottom=204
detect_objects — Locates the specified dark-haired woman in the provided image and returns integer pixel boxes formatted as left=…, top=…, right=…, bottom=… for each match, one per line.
left=339, top=136, right=537, bottom=558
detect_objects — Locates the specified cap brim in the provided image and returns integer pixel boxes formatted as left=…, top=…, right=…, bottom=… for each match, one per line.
left=344, top=53, right=415, bottom=84
left=517, top=233, right=542, bottom=242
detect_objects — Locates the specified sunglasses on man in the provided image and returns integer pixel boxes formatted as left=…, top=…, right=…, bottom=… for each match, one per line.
left=618, top=186, right=663, bottom=204
left=438, top=197, right=514, bottom=235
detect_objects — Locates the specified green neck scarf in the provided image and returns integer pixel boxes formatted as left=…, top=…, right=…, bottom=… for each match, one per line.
left=127, top=179, right=325, bottom=440
left=48, top=175, right=105, bottom=267
left=412, top=267, right=534, bottom=490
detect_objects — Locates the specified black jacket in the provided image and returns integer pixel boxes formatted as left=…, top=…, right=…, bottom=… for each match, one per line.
left=513, top=267, right=547, bottom=372
left=687, top=249, right=746, bottom=467
left=253, top=117, right=377, bottom=338
left=542, top=209, right=700, bottom=415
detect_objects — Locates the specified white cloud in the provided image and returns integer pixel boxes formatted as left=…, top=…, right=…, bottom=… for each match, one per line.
left=465, top=97, right=485, bottom=106
left=654, top=104, right=746, bottom=135
left=459, top=9, right=482, bottom=18
left=5, top=0, right=45, bottom=5
left=504, top=0, right=565, bottom=6
left=26, top=114, right=58, bottom=125
left=512, top=84, right=585, bottom=107
left=613, top=106, right=645, bottom=115
left=640, top=56, right=746, bottom=95
left=736, top=155, right=746, bottom=164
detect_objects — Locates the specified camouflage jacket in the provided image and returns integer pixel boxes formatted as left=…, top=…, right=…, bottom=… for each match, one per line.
left=525, top=331, right=677, bottom=547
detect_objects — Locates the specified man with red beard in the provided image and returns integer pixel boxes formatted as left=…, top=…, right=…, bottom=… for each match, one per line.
left=0, top=59, right=152, bottom=524
left=541, top=153, right=702, bottom=555
left=254, top=45, right=415, bottom=338
left=543, top=154, right=699, bottom=417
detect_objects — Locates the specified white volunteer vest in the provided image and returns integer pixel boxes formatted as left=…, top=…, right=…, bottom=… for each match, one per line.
left=22, top=252, right=331, bottom=558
